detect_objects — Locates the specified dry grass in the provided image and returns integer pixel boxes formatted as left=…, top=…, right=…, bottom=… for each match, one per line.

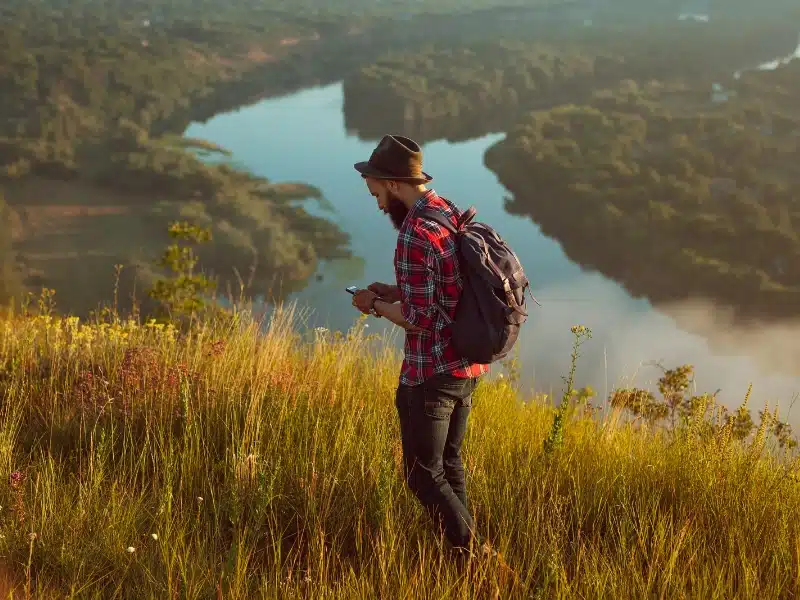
left=0, top=303, right=798, bottom=599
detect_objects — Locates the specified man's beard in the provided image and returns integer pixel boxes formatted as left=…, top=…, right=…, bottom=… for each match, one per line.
left=387, top=192, right=409, bottom=230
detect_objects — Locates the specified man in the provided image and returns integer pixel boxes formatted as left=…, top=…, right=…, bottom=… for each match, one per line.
left=350, top=134, right=490, bottom=558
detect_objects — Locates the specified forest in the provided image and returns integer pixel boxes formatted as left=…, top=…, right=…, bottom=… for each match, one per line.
left=342, top=15, right=800, bottom=321
left=485, top=69, right=800, bottom=320
left=0, top=0, right=637, bottom=316
left=343, top=20, right=799, bottom=143
left=3, top=0, right=800, bottom=316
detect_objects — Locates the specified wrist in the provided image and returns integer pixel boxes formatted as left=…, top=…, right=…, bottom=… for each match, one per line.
left=370, top=296, right=382, bottom=317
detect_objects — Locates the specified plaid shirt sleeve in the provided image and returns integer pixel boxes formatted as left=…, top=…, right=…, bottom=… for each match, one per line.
left=396, top=224, right=438, bottom=331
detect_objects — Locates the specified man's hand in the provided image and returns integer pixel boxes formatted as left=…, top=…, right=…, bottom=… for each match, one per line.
left=367, top=282, right=401, bottom=303
left=352, top=289, right=378, bottom=314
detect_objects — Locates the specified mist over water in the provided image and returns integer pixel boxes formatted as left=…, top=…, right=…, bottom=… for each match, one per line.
left=524, top=279, right=800, bottom=423
left=735, top=32, right=800, bottom=78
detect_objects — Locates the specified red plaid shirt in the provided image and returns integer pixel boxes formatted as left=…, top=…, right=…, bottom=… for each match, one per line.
left=395, top=189, right=490, bottom=386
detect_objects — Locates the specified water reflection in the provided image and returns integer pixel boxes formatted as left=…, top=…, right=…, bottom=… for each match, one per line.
left=187, top=83, right=800, bottom=425
left=734, top=33, right=800, bottom=78
left=525, top=276, right=800, bottom=424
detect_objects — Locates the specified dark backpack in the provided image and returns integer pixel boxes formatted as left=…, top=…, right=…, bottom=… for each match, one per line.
left=418, top=205, right=537, bottom=364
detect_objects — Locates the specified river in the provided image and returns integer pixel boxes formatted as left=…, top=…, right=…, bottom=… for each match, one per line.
left=185, top=69, right=800, bottom=424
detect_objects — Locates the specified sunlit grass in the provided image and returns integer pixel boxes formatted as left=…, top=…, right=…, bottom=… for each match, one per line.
left=0, top=304, right=798, bottom=599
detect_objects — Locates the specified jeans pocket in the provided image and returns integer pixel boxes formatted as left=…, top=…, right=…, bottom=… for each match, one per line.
left=462, top=377, right=479, bottom=407
left=423, top=396, right=456, bottom=420
left=425, top=400, right=455, bottom=421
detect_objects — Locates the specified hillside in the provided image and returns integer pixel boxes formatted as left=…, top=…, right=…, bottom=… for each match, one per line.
left=0, top=1, right=364, bottom=318
left=0, top=305, right=797, bottom=598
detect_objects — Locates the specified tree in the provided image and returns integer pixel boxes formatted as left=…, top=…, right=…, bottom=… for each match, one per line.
left=147, top=221, right=217, bottom=322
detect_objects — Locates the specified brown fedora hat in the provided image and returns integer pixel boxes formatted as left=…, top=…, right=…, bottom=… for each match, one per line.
left=354, top=134, right=433, bottom=183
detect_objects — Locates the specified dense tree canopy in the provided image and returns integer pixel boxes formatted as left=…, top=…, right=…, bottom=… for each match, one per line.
left=0, top=0, right=359, bottom=314
left=344, top=20, right=799, bottom=143
left=485, top=67, right=800, bottom=319
left=344, top=16, right=800, bottom=319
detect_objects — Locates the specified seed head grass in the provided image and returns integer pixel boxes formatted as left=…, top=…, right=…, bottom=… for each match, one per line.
left=0, top=304, right=798, bottom=598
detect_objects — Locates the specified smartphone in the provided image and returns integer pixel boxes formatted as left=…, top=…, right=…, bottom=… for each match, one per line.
left=345, top=286, right=358, bottom=295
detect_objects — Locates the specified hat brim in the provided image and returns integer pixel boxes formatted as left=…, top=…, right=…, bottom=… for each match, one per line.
left=354, top=161, right=433, bottom=183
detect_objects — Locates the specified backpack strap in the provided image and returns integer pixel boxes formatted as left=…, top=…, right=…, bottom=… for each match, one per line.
left=459, top=206, right=477, bottom=228
left=416, top=208, right=461, bottom=325
left=417, top=208, right=458, bottom=235
left=527, top=286, right=542, bottom=307
left=421, top=207, right=531, bottom=316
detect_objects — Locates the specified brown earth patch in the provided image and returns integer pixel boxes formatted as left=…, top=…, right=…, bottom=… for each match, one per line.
left=4, top=178, right=163, bottom=315
left=245, top=45, right=276, bottom=63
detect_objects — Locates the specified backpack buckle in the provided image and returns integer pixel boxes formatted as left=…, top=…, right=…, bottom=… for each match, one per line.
left=502, top=278, right=515, bottom=305
left=504, top=277, right=530, bottom=316
left=458, top=206, right=477, bottom=229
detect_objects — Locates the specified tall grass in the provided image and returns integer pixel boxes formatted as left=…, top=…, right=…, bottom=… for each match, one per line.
left=0, top=304, right=798, bottom=599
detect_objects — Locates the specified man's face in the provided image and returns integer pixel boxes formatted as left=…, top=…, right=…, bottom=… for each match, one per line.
left=366, top=178, right=408, bottom=230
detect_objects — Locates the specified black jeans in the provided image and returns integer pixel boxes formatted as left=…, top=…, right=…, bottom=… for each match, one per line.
left=395, top=373, right=480, bottom=552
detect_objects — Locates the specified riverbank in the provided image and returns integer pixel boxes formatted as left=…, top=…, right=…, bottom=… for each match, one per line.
left=340, top=22, right=800, bottom=324
left=0, top=1, right=624, bottom=317
left=0, top=6, right=376, bottom=316
left=483, top=64, right=800, bottom=323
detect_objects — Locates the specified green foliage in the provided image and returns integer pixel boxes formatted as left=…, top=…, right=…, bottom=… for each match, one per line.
left=770, top=413, right=799, bottom=450
left=344, top=19, right=800, bottom=143
left=485, top=68, right=800, bottom=320
left=147, top=221, right=216, bottom=321
left=0, top=0, right=358, bottom=315
left=544, top=324, right=593, bottom=454
left=608, top=365, right=799, bottom=454
left=344, top=41, right=598, bottom=142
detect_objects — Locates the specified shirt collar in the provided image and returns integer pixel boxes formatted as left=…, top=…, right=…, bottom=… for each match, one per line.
left=402, top=188, right=437, bottom=227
